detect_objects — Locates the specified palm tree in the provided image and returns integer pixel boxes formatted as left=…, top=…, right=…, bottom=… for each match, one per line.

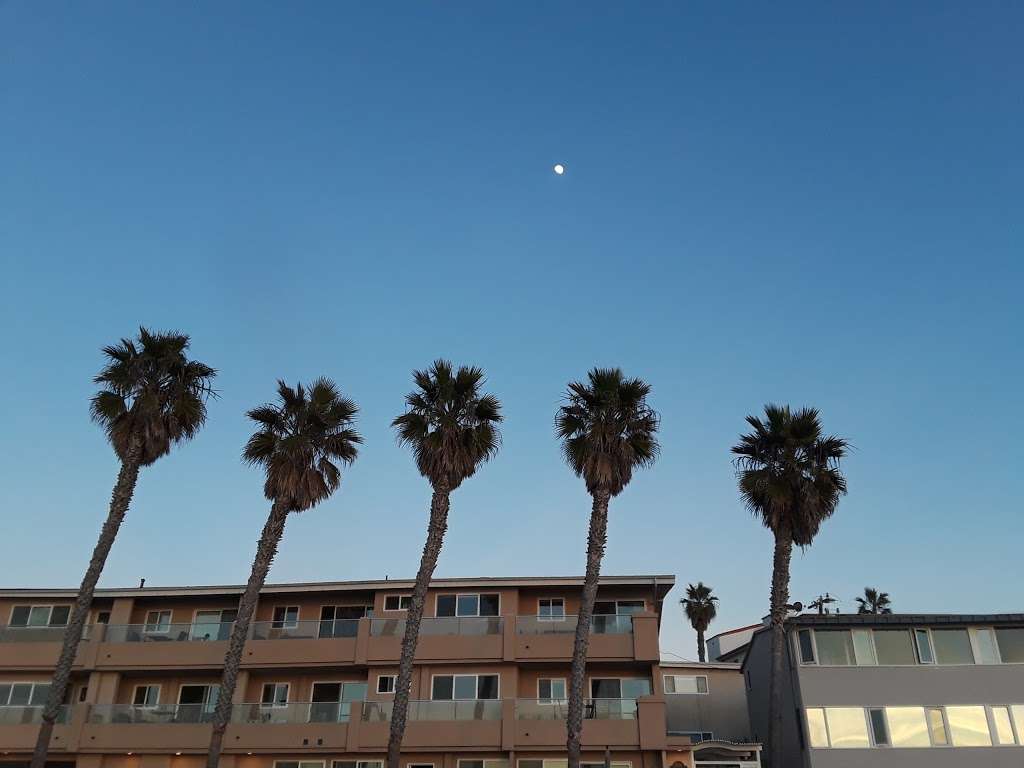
left=206, top=379, right=361, bottom=767
left=856, top=587, right=892, bottom=614
left=681, top=582, right=718, bottom=662
left=386, top=360, right=502, bottom=768
left=556, top=368, right=659, bottom=768
left=31, top=329, right=215, bottom=768
left=731, top=404, right=848, bottom=768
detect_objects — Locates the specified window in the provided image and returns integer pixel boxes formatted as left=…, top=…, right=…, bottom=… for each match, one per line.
left=932, top=628, right=975, bottom=664
left=797, top=629, right=816, bottom=663
left=590, top=678, right=652, bottom=699
left=275, top=762, right=325, bottom=768
left=925, top=707, right=948, bottom=746
left=815, top=630, right=855, bottom=665
left=191, top=609, right=236, bottom=641
left=333, top=762, right=383, bottom=768
left=668, top=732, right=712, bottom=743
left=615, top=600, right=645, bottom=615
left=885, top=707, right=929, bottom=747
left=309, top=682, right=367, bottom=723
left=824, top=707, right=869, bottom=748
left=663, top=675, right=708, bottom=694
left=272, top=606, right=299, bottom=629
left=852, top=629, right=876, bottom=665
left=436, top=593, right=499, bottom=617
left=991, top=706, right=1016, bottom=745
left=970, top=627, right=1001, bottom=664
left=995, top=627, right=1024, bottom=663
left=538, top=598, right=565, bottom=620
left=868, top=708, right=889, bottom=746
left=0, top=682, right=50, bottom=706
left=260, top=683, right=289, bottom=708
left=144, top=610, right=172, bottom=633
left=431, top=673, right=499, bottom=700
left=9, top=605, right=71, bottom=627
left=458, top=761, right=511, bottom=768
left=95, top=611, right=111, bottom=625
left=132, top=685, right=160, bottom=708
left=319, top=605, right=371, bottom=637
left=377, top=675, right=396, bottom=694
left=1013, top=706, right=1024, bottom=743
left=806, top=708, right=828, bottom=748
left=538, top=677, right=566, bottom=703
left=946, top=705, right=991, bottom=746
left=177, top=684, right=220, bottom=722
left=383, top=595, right=411, bottom=611
left=405, top=764, right=433, bottom=768
left=914, top=629, right=935, bottom=664
left=873, top=629, right=916, bottom=665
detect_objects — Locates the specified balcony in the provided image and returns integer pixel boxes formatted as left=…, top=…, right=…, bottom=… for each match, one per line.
left=244, top=619, right=360, bottom=666
left=0, top=705, right=74, bottom=752
left=96, top=623, right=231, bottom=669
left=357, top=700, right=503, bottom=749
left=82, top=704, right=213, bottom=752
left=365, top=617, right=504, bottom=662
left=514, top=698, right=647, bottom=748
left=516, top=615, right=659, bottom=661
left=0, top=625, right=95, bottom=670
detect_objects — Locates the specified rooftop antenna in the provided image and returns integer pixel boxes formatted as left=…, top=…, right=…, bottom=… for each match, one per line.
left=809, top=593, right=837, bottom=615
left=138, top=578, right=146, bottom=589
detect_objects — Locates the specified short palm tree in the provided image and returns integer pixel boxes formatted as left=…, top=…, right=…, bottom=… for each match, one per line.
left=732, top=404, right=847, bottom=768
left=856, top=587, right=892, bottom=614
left=32, top=329, right=215, bottom=768
left=556, top=368, right=659, bottom=768
left=206, top=379, right=361, bottom=767
left=386, top=361, right=502, bottom=768
left=681, top=582, right=718, bottom=662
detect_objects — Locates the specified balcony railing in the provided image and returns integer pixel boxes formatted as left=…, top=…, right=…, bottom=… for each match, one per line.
left=362, top=699, right=502, bottom=722
left=516, top=615, right=634, bottom=635
left=0, top=625, right=93, bottom=642
left=516, top=698, right=638, bottom=720
left=369, top=616, right=503, bottom=637
left=88, top=704, right=216, bottom=724
left=231, top=701, right=360, bottom=724
left=249, top=619, right=360, bottom=640
left=102, top=622, right=234, bottom=643
left=0, top=705, right=70, bottom=725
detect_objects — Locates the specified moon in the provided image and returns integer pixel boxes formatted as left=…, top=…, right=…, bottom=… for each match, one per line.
left=553, top=163, right=565, bottom=175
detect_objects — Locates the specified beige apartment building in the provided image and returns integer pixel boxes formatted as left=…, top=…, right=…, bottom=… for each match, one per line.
left=0, top=575, right=760, bottom=768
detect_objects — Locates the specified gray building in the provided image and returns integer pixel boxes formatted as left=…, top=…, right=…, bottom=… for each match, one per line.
left=742, top=613, right=1024, bottom=767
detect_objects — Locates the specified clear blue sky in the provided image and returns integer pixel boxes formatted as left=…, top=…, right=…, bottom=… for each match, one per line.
left=1, top=2, right=1021, bottom=659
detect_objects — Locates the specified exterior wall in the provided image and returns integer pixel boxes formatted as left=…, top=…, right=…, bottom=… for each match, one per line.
left=705, top=626, right=757, bottom=663
left=661, top=666, right=751, bottom=743
left=743, top=630, right=802, bottom=766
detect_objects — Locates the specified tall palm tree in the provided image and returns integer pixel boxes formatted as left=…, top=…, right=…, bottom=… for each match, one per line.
left=681, top=582, right=718, bottom=663
left=556, top=368, right=659, bottom=768
left=31, top=329, right=215, bottom=768
left=731, top=404, right=848, bottom=768
left=206, top=379, right=361, bottom=767
left=856, top=587, right=892, bottom=614
left=386, top=361, right=502, bottom=768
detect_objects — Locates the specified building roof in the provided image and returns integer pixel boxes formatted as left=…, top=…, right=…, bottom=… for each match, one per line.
left=661, top=660, right=742, bottom=671
left=0, top=574, right=676, bottom=600
left=788, top=612, right=1024, bottom=627
left=707, top=622, right=762, bottom=641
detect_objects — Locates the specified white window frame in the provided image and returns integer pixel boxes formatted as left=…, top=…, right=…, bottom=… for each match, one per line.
left=0, top=681, right=51, bottom=706
left=131, top=684, right=161, bottom=708
left=429, top=672, right=500, bottom=701
left=537, top=597, right=566, bottom=620
left=587, top=676, right=653, bottom=700
left=988, top=705, right=1018, bottom=746
left=537, top=676, right=567, bottom=703
left=796, top=628, right=818, bottom=665
left=176, top=683, right=220, bottom=709
left=260, top=682, right=290, bottom=708
left=969, top=626, right=1003, bottom=664
left=663, top=674, right=709, bottom=695
left=434, top=592, right=501, bottom=618
left=274, top=762, right=325, bottom=768
left=457, top=761, right=512, bottom=768
left=611, top=599, right=645, bottom=614
left=271, top=606, right=300, bottom=629
left=406, top=763, right=434, bottom=768
left=309, top=679, right=368, bottom=722
left=376, top=674, right=397, bottom=694
left=383, top=594, right=412, bottom=612
left=914, top=628, right=936, bottom=664
left=332, top=763, right=384, bottom=768
left=517, top=761, right=630, bottom=768
left=7, top=605, right=71, bottom=627
left=143, top=610, right=173, bottom=633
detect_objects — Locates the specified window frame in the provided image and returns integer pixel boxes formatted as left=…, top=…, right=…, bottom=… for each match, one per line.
left=260, top=682, right=290, bottom=709
left=376, top=674, right=397, bottom=695
left=383, top=594, right=412, bottom=612
left=143, top=610, right=173, bottom=633
left=663, top=674, right=709, bottom=695
left=274, top=762, right=326, bottom=768
left=0, top=681, right=51, bottom=707
left=8, top=605, right=71, bottom=628
left=429, top=672, right=500, bottom=701
left=537, top=677, right=567, bottom=703
left=537, top=597, right=566, bottom=621
left=914, top=628, right=935, bottom=664
left=969, top=626, right=1002, bottom=664
left=435, top=592, right=500, bottom=618
left=271, top=606, right=300, bottom=629
left=796, top=628, right=817, bottom=664
left=131, top=684, right=161, bottom=709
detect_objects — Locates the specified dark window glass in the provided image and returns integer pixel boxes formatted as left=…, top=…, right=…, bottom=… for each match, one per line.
left=591, top=679, right=621, bottom=698
left=996, top=628, right=1024, bottom=663
left=479, top=594, right=499, bottom=617
left=49, top=606, right=71, bottom=626
left=96, top=611, right=110, bottom=624
left=384, top=595, right=409, bottom=611
left=874, top=629, right=916, bottom=665
left=477, top=675, right=499, bottom=699
left=869, top=708, right=889, bottom=745
left=459, top=762, right=484, bottom=768
left=456, top=595, right=478, bottom=616
left=436, top=595, right=457, bottom=617
left=272, top=606, right=298, bottom=628
left=10, top=606, right=31, bottom=626
left=914, top=630, right=935, bottom=664
left=431, top=676, right=454, bottom=700
left=539, top=679, right=551, bottom=699
left=616, top=601, right=645, bottom=615
left=798, top=629, right=816, bottom=663
left=0, top=684, right=11, bottom=705
left=594, top=601, right=616, bottom=615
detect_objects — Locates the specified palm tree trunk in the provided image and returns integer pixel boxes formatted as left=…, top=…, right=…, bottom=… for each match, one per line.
left=387, top=482, right=450, bottom=768
left=31, top=440, right=142, bottom=768
left=567, top=488, right=610, bottom=768
left=206, top=500, right=289, bottom=768
left=767, top=526, right=793, bottom=768
left=697, top=627, right=706, bottom=663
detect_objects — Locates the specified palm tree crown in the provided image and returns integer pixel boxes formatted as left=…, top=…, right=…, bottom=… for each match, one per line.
left=392, top=359, right=502, bottom=490
left=555, top=367, right=659, bottom=496
left=731, top=404, right=848, bottom=545
left=856, top=587, right=893, bottom=614
left=244, top=378, right=362, bottom=511
left=90, top=327, right=217, bottom=465
left=682, top=582, right=718, bottom=631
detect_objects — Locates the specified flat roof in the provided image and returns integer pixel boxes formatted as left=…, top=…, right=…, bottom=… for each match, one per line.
left=661, top=660, right=742, bottom=670
left=0, top=574, right=676, bottom=600
left=789, top=612, right=1024, bottom=627
left=707, top=622, right=762, bottom=641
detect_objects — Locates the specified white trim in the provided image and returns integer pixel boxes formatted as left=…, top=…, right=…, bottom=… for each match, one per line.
left=434, top=592, right=501, bottom=618
left=131, top=684, right=161, bottom=708
left=6, top=604, right=72, bottom=627
left=260, top=682, right=290, bottom=708
left=376, top=674, right=397, bottom=695
left=0, top=681, right=52, bottom=706
left=176, top=683, right=220, bottom=707
left=663, top=674, right=709, bottom=695
left=143, top=609, right=173, bottom=633
left=537, top=676, right=567, bottom=703
left=537, top=597, right=566, bottom=621
left=457, top=761, right=513, bottom=768
left=429, top=672, right=500, bottom=700
left=271, top=605, right=301, bottom=628
left=383, top=594, right=412, bottom=612
left=406, top=764, right=435, bottom=768
left=274, top=762, right=326, bottom=768
left=190, top=608, right=234, bottom=640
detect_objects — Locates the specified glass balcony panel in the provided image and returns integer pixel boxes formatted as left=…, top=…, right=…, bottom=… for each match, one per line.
left=0, top=705, right=69, bottom=725
left=359, top=699, right=501, bottom=722
left=369, top=617, right=501, bottom=637
left=88, top=704, right=216, bottom=724
left=102, top=623, right=233, bottom=643
left=0, top=625, right=96, bottom=642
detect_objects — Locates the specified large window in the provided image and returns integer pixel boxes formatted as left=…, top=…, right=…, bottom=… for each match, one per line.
left=815, top=630, right=855, bottom=665
left=946, top=706, right=992, bottom=746
left=436, top=593, right=499, bottom=617
left=590, top=678, right=651, bottom=699
left=9, top=605, right=70, bottom=628
left=970, top=627, right=1000, bottom=663
left=885, top=707, right=930, bottom=747
left=333, top=762, right=383, bottom=768
left=431, top=674, right=499, bottom=700
left=824, top=708, right=869, bottom=748
left=873, top=629, right=917, bottom=665
left=319, top=605, right=371, bottom=638
left=995, top=627, right=1024, bottom=663
left=663, top=675, right=708, bottom=694
left=275, top=762, right=324, bottom=768
left=932, top=628, right=974, bottom=664
left=806, top=708, right=828, bottom=748
left=191, top=609, right=235, bottom=641
left=0, top=682, right=50, bottom=707
left=309, top=682, right=367, bottom=722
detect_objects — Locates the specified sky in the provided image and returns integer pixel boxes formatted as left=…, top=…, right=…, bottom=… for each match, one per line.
left=1, top=1, right=1021, bottom=660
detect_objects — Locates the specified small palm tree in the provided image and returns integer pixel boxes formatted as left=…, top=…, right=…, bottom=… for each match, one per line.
left=31, top=329, right=215, bottom=768
left=681, top=582, right=718, bottom=662
left=556, top=368, right=659, bottom=768
left=206, top=379, right=361, bottom=767
left=732, top=404, right=848, bottom=768
left=386, top=361, right=502, bottom=768
left=856, top=587, right=892, bottom=614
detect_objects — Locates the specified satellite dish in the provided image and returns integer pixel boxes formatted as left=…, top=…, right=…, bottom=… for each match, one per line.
left=792, top=601, right=803, bottom=612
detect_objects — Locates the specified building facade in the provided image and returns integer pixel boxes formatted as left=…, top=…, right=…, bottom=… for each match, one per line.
left=0, top=575, right=756, bottom=768
left=704, top=627, right=759, bottom=665
left=743, top=612, right=1024, bottom=767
